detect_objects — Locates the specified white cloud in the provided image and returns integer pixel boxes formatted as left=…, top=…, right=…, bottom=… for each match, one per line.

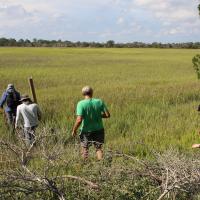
left=0, top=4, right=34, bottom=28
left=0, top=4, right=30, bottom=19
left=166, top=28, right=182, bottom=35
left=0, top=0, right=199, bottom=42
left=117, top=17, right=124, bottom=24
left=129, top=0, right=200, bottom=41
left=133, top=0, right=198, bottom=21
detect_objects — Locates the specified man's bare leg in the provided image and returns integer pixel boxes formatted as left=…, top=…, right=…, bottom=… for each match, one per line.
left=81, top=147, right=89, bottom=160
left=96, top=148, right=103, bottom=160
left=192, top=144, right=200, bottom=148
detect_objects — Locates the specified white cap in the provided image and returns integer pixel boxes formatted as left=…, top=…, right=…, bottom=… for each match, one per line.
left=6, top=84, right=14, bottom=92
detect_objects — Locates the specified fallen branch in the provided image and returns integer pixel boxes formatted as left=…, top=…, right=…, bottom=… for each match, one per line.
left=61, top=175, right=99, bottom=189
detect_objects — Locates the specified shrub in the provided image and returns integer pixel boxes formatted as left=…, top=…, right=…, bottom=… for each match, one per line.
left=192, top=54, right=200, bottom=79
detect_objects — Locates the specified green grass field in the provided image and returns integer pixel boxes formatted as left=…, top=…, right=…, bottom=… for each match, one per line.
left=0, top=47, right=200, bottom=156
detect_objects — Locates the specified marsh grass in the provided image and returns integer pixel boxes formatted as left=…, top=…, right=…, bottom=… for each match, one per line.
left=0, top=48, right=200, bottom=156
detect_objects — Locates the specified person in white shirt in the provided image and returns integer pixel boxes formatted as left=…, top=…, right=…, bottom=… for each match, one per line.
left=15, top=94, right=41, bottom=145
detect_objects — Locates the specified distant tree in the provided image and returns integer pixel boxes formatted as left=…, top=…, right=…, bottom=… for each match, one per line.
left=89, top=42, right=96, bottom=48
left=0, top=38, right=200, bottom=49
left=75, top=41, right=81, bottom=47
left=81, top=42, right=89, bottom=47
left=106, top=40, right=115, bottom=48
left=18, top=39, right=25, bottom=46
left=0, top=38, right=9, bottom=46
left=64, top=40, right=74, bottom=47
left=32, top=38, right=38, bottom=47
left=24, top=39, right=32, bottom=47
left=8, top=38, right=17, bottom=46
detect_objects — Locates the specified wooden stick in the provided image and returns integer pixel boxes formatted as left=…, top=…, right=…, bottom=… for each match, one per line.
left=28, top=77, right=37, bottom=103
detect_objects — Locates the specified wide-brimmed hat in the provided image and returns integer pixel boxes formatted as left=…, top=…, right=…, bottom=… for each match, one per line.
left=20, top=94, right=31, bottom=102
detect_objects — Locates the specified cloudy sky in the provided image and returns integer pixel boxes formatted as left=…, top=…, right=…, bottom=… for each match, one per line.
left=0, top=0, right=199, bottom=42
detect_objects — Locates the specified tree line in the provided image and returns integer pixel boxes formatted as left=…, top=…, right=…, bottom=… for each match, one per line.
left=0, top=38, right=200, bottom=49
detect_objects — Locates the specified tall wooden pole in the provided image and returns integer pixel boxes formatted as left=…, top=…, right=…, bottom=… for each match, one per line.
left=28, top=77, right=37, bottom=103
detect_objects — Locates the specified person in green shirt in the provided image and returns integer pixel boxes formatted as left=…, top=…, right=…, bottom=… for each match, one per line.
left=72, top=86, right=110, bottom=160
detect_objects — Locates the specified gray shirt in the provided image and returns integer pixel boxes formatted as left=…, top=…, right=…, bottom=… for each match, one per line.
left=15, top=103, right=41, bottom=128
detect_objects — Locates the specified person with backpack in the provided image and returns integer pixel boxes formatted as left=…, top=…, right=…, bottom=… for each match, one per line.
left=0, top=84, right=21, bottom=127
left=72, top=86, right=110, bottom=160
left=15, top=94, right=41, bottom=145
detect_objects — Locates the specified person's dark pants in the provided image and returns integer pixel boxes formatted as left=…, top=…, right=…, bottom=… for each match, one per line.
left=24, top=126, right=37, bottom=146
left=79, top=129, right=105, bottom=158
left=5, top=111, right=16, bottom=131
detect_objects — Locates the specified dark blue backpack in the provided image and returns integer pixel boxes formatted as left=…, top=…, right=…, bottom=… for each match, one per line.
left=6, top=91, right=19, bottom=109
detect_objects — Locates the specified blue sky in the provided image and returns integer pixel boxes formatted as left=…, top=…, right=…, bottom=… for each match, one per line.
left=0, top=0, right=199, bottom=42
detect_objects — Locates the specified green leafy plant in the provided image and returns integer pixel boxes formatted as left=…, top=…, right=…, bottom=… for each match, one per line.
left=192, top=55, right=200, bottom=79
left=198, top=4, right=200, bottom=15
left=192, top=5, right=200, bottom=80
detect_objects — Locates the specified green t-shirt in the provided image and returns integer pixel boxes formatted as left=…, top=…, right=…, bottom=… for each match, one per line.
left=76, top=98, right=108, bottom=132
